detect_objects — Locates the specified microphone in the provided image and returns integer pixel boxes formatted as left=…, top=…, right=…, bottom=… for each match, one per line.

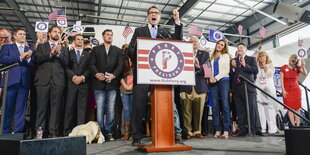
left=158, top=25, right=173, bottom=39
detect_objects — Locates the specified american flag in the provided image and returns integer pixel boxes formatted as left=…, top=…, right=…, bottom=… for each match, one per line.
left=48, top=10, right=66, bottom=21
left=259, top=25, right=266, bottom=38
left=188, top=25, right=203, bottom=36
left=122, top=24, right=133, bottom=38
left=238, top=25, right=243, bottom=36
left=66, top=31, right=79, bottom=36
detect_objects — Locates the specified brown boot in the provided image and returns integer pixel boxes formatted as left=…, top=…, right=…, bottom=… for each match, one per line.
left=121, top=121, right=130, bottom=140
left=145, top=120, right=151, bottom=137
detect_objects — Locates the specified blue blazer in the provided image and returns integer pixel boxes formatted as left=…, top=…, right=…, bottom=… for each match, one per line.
left=180, top=50, right=209, bottom=94
left=0, top=44, right=34, bottom=88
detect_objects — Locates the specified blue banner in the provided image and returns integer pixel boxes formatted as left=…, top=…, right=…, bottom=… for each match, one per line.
left=208, top=29, right=225, bottom=42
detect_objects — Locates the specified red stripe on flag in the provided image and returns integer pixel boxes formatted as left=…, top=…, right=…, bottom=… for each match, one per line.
left=183, top=53, right=193, bottom=57
left=138, top=50, right=149, bottom=55
left=184, top=66, right=194, bottom=71
left=138, top=64, right=149, bottom=69
left=138, top=57, right=148, bottom=61
left=185, top=59, right=193, bottom=64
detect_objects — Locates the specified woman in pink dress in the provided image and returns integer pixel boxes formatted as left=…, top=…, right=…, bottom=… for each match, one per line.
left=280, top=54, right=307, bottom=127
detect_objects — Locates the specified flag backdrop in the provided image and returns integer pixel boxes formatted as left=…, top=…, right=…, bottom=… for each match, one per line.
left=48, top=10, right=66, bottom=21
left=208, top=29, right=225, bottom=42
left=122, top=24, right=133, bottom=38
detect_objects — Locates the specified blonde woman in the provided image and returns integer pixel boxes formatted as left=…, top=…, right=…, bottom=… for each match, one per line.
left=255, top=52, right=278, bottom=134
left=280, top=54, right=307, bottom=127
left=209, top=39, right=231, bottom=138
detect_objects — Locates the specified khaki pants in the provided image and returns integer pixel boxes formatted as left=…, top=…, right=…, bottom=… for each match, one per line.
left=181, top=87, right=206, bottom=135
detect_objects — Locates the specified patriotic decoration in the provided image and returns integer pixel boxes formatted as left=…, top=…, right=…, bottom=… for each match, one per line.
left=90, top=36, right=100, bottom=46
left=66, top=31, right=79, bottom=36
left=48, top=10, right=66, bottom=21
left=208, top=29, right=225, bottom=42
left=73, top=25, right=84, bottom=33
left=297, top=36, right=306, bottom=58
left=238, top=25, right=243, bottom=36
left=188, top=25, right=203, bottom=36
left=199, top=35, right=208, bottom=47
left=122, top=24, right=133, bottom=38
left=298, top=36, right=304, bottom=47
left=35, top=22, right=48, bottom=32
left=136, top=38, right=195, bottom=85
left=259, top=25, right=266, bottom=38
left=75, top=21, right=82, bottom=26
left=57, top=19, right=67, bottom=27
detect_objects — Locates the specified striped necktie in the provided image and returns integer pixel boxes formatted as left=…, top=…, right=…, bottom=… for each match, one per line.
left=237, top=57, right=242, bottom=84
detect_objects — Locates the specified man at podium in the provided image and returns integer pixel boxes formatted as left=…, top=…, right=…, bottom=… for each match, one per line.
left=127, top=6, right=183, bottom=146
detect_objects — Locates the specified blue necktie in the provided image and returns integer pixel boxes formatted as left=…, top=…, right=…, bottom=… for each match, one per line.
left=76, top=50, right=81, bottom=63
left=151, top=26, right=157, bottom=38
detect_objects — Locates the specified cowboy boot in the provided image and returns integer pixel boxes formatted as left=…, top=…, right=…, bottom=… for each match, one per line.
left=121, top=121, right=130, bottom=140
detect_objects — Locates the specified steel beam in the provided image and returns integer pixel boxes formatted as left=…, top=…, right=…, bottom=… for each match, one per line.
left=166, top=0, right=200, bottom=25
left=4, top=0, right=36, bottom=41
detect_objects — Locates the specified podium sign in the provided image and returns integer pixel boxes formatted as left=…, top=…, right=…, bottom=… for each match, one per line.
left=136, top=37, right=193, bottom=152
left=137, top=37, right=195, bottom=85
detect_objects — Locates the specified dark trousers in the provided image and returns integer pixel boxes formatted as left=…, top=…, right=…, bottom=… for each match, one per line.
left=131, top=84, right=150, bottom=140
left=35, top=79, right=64, bottom=136
left=63, top=84, right=89, bottom=135
left=233, top=86, right=260, bottom=134
left=113, top=90, right=123, bottom=138
left=201, top=106, right=210, bottom=135
left=3, top=84, right=28, bottom=134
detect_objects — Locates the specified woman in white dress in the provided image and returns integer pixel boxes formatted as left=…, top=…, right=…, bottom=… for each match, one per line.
left=255, top=51, right=278, bottom=134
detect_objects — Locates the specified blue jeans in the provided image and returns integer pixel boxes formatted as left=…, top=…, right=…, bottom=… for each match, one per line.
left=174, top=103, right=182, bottom=136
left=210, top=79, right=231, bottom=132
left=120, top=93, right=132, bottom=121
left=94, top=89, right=116, bottom=135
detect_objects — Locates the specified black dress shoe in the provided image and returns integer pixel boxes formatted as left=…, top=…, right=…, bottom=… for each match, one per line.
left=232, top=133, right=246, bottom=137
left=132, top=139, right=142, bottom=146
left=256, top=131, right=263, bottom=136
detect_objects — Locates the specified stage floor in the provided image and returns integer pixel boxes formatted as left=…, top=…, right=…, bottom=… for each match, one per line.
left=87, top=134, right=286, bottom=155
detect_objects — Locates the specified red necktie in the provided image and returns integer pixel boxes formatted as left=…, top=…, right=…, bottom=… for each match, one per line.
left=237, top=57, right=242, bottom=84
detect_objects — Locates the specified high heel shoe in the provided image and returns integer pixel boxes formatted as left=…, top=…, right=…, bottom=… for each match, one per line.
left=214, top=131, right=221, bottom=138
left=221, top=131, right=229, bottom=139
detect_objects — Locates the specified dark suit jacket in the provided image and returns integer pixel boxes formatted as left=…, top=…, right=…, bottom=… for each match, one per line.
left=229, top=55, right=258, bottom=93
left=34, top=42, right=68, bottom=87
left=127, top=24, right=183, bottom=66
left=180, top=50, right=209, bottom=94
left=66, top=49, right=90, bottom=87
left=0, top=44, right=34, bottom=88
left=89, top=44, right=123, bottom=90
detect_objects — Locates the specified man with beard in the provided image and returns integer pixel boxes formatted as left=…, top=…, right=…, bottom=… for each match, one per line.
left=89, top=29, right=123, bottom=141
left=127, top=6, right=183, bottom=145
left=0, top=27, right=34, bottom=134
left=34, top=26, right=68, bottom=138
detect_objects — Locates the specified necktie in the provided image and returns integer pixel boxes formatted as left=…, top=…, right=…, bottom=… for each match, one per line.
left=76, top=50, right=81, bottom=63
left=237, top=57, right=242, bottom=84
left=18, top=45, right=24, bottom=55
left=151, top=26, right=157, bottom=38
left=51, top=43, right=55, bottom=49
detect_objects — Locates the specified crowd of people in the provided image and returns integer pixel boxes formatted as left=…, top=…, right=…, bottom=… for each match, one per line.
left=0, top=6, right=308, bottom=146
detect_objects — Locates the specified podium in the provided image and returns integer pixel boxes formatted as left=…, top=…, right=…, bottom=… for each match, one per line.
left=136, top=37, right=194, bottom=152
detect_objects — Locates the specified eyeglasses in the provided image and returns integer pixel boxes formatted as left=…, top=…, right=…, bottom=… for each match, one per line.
left=148, top=12, right=160, bottom=15
left=0, top=37, right=9, bottom=40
